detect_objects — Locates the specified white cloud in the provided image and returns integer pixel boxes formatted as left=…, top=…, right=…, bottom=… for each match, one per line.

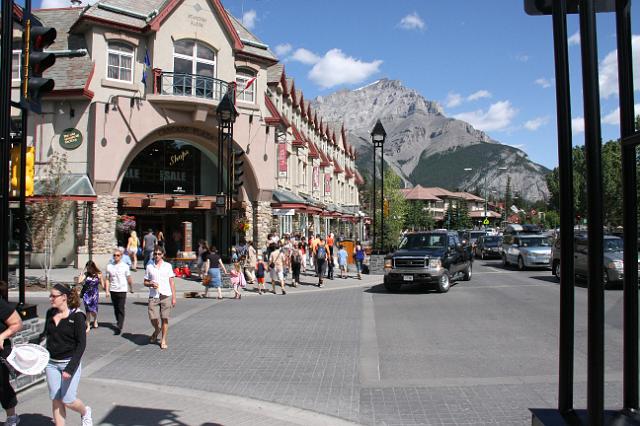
left=445, top=92, right=463, bottom=108
left=290, top=48, right=321, bottom=65
left=572, top=117, right=584, bottom=133
left=274, top=43, right=292, bottom=57
left=241, top=9, right=257, bottom=30
left=467, top=90, right=491, bottom=101
left=568, top=31, right=581, bottom=46
left=453, top=101, right=518, bottom=132
left=41, top=0, right=95, bottom=6
left=308, top=49, right=382, bottom=89
left=602, top=104, right=640, bottom=125
left=599, top=35, right=640, bottom=99
left=524, top=116, right=550, bottom=131
left=515, top=54, right=530, bottom=63
left=399, top=12, right=426, bottom=31
left=535, top=78, right=552, bottom=88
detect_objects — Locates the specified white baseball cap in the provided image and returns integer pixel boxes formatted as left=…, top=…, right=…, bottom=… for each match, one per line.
left=5, top=344, right=49, bottom=376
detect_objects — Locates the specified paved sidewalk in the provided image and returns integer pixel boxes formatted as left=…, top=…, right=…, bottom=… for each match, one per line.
left=9, top=266, right=382, bottom=299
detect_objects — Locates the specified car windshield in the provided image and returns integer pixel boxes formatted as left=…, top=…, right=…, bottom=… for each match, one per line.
left=604, top=238, right=623, bottom=252
left=399, top=234, right=447, bottom=249
left=483, top=236, right=501, bottom=245
left=518, top=237, right=551, bottom=247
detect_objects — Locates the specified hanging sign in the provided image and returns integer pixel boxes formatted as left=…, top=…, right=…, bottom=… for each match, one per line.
left=483, top=218, right=490, bottom=225
left=312, top=166, right=319, bottom=191
left=59, top=128, right=83, bottom=150
left=278, top=143, right=288, bottom=177
left=324, top=173, right=331, bottom=195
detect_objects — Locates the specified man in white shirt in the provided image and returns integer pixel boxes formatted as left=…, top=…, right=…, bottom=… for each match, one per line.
left=143, top=247, right=176, bottom=350
left=105, top=248, right=133, bottom=335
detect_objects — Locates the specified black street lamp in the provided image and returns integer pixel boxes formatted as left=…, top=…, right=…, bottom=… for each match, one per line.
left=371, top=119, right=386, bottom=253
left=216, top=92, right=237, bottom=260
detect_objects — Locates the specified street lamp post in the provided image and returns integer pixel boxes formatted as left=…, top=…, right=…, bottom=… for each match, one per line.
left=371, top=120, right=386, bottom=253
left=216, top=92, right=237, bottom=260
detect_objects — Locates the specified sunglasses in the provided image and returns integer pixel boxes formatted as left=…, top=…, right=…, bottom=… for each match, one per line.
left=113, top=254, right=122, bottom=257
left=154, top=252, right=163, bottom=256
left=49, top=293, right=64, bottom=299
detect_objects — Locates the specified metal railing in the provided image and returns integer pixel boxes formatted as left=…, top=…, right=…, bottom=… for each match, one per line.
left=154, top=71, right=232, bottom=102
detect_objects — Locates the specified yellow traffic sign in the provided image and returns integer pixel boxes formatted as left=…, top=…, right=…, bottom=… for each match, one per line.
left=483, top=218, right=490, bottom=225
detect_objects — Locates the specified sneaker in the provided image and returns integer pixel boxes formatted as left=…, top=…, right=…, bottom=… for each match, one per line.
left=282, top=290, right=287, bottom=295
left=81, top=406, right=93, bottom=426
left=6, top=415, right=20, bottom=426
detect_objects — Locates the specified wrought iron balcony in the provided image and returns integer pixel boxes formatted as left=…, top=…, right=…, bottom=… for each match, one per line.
left=153, top=71, right=234, bottom=102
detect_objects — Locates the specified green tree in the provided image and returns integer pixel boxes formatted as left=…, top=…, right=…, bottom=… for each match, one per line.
left=404, top=200, right=435, bottom=231
left=457, top=200, right=472, bottom=229
left=381, top=168, right=408, bottom=250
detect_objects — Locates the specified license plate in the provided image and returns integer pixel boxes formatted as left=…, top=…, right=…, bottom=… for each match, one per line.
left=403, top=275, right=414, bottom=281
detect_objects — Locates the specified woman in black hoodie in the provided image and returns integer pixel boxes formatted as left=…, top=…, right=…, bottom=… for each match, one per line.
left=42, top=284, right=93, bottom=426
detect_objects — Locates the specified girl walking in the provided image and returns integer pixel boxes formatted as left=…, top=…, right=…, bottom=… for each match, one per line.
left=290, top=243, right=303, bottom=287
left=41, top=284, right=93, bottom=426
left=126, top=231, right=139, bottom=271
left=203, top=247, right=227, bottom=299
left=77, top=261, right=103, bottom=332
left=255, top=255, right=267, bottom=294
left=229, top=262, right=246, bottom=299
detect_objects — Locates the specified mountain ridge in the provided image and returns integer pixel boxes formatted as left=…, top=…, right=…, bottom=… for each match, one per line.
left=312, top=78, right=550, bottom=201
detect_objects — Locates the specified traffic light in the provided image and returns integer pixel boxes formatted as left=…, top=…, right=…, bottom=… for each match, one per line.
left=10, top=146, right=35, bottom=196
left=232, top=149, right=244, bottom=196
left=22, top=19, right=57, bottom=113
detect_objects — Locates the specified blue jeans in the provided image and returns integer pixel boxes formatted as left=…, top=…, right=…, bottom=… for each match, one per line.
left=46, top=360, right=82, bottom=404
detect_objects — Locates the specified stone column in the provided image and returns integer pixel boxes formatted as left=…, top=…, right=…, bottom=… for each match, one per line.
left=253, top=201, right=273, bottom=251
left=91, top=195, right=118, bottom=253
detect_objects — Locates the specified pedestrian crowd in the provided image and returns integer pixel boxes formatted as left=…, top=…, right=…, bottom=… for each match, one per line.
left=0, top=229, right=367, bottom=426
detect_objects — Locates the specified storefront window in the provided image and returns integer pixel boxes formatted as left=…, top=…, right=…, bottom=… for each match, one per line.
left=121, top=140, right=217, bottom=195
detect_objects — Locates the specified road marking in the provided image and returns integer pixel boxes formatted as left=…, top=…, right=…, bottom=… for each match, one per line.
left=359, top=292, right=381, bottom=386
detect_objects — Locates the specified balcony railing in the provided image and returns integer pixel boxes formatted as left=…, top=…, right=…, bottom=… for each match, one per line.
left=153, top=71, right=234, bottom=102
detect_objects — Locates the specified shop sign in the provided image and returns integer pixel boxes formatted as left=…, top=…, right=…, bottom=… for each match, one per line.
left=324, top=173, right=331, bottom=195
left=59, top=128, right=83, bottom=150
left=273, top=209, right=295, bottom=216
left=312, top=166, right=319, bottom=190
left=278, top=143, right=288, bottom=177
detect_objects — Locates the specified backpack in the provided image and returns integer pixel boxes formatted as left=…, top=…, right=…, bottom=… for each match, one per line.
left=316, top=245, right=327, bottom=261
left=292, top=250, right=302, bottom=265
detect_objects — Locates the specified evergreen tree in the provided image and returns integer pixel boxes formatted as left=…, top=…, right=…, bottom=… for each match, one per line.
left=382, top=168, right=408, bottom=250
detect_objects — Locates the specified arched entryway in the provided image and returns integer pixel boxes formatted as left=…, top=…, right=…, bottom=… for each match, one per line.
left=117, top=138, right=226, bottom=258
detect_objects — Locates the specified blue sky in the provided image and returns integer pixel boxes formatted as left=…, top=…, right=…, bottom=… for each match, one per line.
left=35, top=0, right=639, bottom=170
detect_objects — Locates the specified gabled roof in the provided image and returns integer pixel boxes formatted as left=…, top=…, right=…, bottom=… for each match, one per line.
left=307, top=140, right=320, bottom=159
left=294, top=89, right=302, bottom=109
left=332, top=158, right=343, bottom=174
left=33, top=8, right=94, bottom=96
left=226, top=12, right=277, bottom=61
left=264, top=95, right=288, bottom=127
left=344, top=167, right=354, bottom=179
left=401, top=185, right=465, bottom=201
left=354, top=170, right=365, bottom=185
left=341, top=125, right=349, bottom=151
left=291, top=124, right=306, bottom=147
left=452, top=191, right=485, bottom=202
left=267, top=64, right=284, bottom=85
left=288, top=79, right=297, bottom=104
left=298, top=92, right=305, bottom=115
left=319, top=148, right=331, bottom=167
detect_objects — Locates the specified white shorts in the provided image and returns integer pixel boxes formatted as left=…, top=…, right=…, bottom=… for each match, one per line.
left=270, top=268, right=284, bottom=282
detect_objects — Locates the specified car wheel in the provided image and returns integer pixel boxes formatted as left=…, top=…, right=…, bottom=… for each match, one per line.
left=384, top=282, right=401, bottom=293
left=517, top=256, right=526, bottom=271
left=463, top=263, right=472, bottom=281
left=437, top=272, right=451, bottom=293
left=553, top=261, right=561, bottom=281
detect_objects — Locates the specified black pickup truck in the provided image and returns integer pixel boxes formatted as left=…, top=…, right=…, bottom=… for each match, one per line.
left=383, top=230, right=473, bottom=293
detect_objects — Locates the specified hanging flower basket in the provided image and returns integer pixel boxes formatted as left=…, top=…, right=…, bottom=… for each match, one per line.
left=116, top=215, right=136, bottom=233
left=234, top=217, right=250, bottom=233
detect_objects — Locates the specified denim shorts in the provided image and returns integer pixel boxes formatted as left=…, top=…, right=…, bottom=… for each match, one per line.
left=45, top=360, right=82, bottom=404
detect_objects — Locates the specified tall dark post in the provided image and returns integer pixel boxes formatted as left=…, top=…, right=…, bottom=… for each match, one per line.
left=551, top=0, right=575, bottom=414
left=380, top=147, right=384, bottom=251
left=371, top=120, right=386, bottom=253
left=216, top=120, right=224, bottom=250
left=615, top=0, right=638, bottom=413
left=216, top=92, right=237, bottom=260
left=0, top=0, right=15, bottom=298
left=579, top=1, right=605, bottom=423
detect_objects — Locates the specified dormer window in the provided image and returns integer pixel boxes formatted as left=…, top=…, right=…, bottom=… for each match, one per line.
left=107, top=42, right=134, bottom=82
left=236, top=68, right=256, bottom=103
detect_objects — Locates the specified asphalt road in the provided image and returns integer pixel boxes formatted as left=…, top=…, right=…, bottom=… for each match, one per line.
left=14, top=261, right=629, bottom=425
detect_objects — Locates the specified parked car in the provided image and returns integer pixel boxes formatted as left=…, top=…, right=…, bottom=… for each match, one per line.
left=383, top=231, right=473, bottom=293
left=476, top=235, right=503, bottom=259
left=550, top=234, right=637, bottom=287
left=502, top=234, right=552, bottom=270
left=462, top=230, right=487, bottom=256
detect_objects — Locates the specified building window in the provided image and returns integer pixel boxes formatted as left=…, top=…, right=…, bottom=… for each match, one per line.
left=173, top=39, right=217, bottom=98
left=12, top=50, right=20, bottom=80
left=235, top=68, right=256, bottom=103
left=107, top=42, right=134, bottom=82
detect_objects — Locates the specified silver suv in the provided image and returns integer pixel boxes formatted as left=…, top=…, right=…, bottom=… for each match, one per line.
left=502, top=234, right=552, bottom=270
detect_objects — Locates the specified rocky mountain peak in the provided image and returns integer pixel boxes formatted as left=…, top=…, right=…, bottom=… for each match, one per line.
left=311, top=79, right=550, bottom=202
